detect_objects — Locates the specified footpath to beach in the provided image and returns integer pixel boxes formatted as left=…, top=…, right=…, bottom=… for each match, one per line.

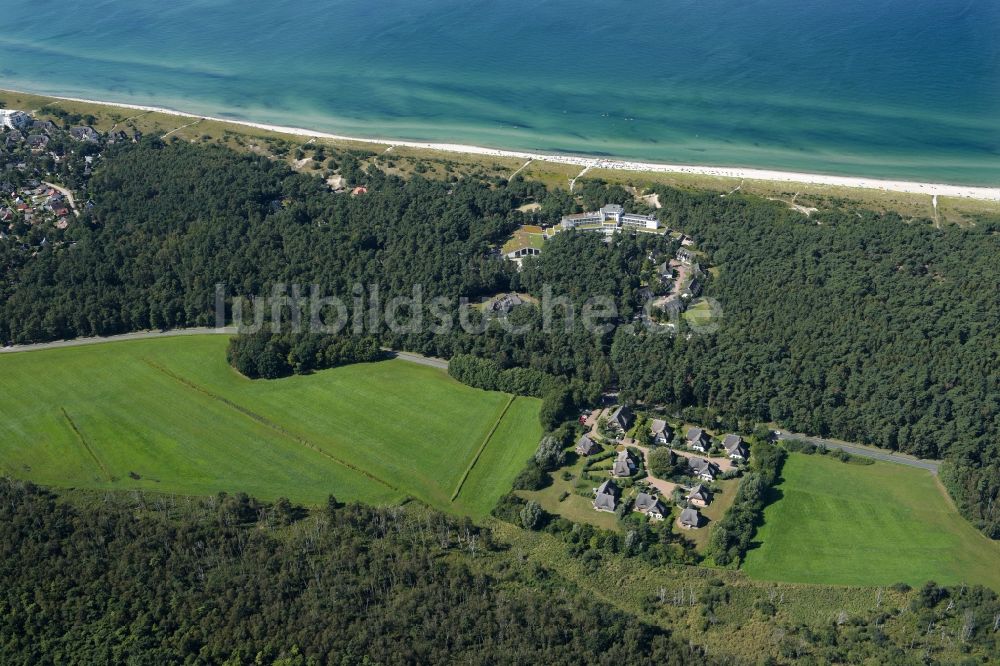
left=15, top=90, right=1000, bottom=203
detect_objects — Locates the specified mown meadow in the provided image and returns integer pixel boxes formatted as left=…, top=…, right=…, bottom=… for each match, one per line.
left=743, top=453, right=1000, bottom=589
left=0, top=335, right=541, bottom=518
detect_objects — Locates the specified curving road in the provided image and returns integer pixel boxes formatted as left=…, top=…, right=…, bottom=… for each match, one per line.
left=0, top=327, right=450, bottom=369
left=773, top=431, right=941, bottom=474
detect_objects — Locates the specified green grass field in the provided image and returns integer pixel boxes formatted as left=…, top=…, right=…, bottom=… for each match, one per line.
left=742, top=454, right=1000, bottom=589
left=0, top=336, right=541, bottom=518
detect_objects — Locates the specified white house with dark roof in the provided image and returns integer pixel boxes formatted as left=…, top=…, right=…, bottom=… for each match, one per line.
left=650, top=419, right=673, bottom=445
left=608, top=405, right=635, bottom=433
left=723, top=434, right=749, bottom=461
left=593, top=479, right=620, bottom=512
left=686, top=427, right=711, bottom=452
left=633, top=492, right=667, bottom=521
left=682, top=278, right=701, bottom=299
left=575, top=434, right=601, bottom=456
left=612, top=449, right=637, bottom=477
left=70, top=126, right=100, bottom=143
left=686, top=484, right=712, bottom=508
left=488, top=292, right=524, bottom=313
left=679, top=507, right=702, bottom=529
left=687, top=457, right=718, bottom=482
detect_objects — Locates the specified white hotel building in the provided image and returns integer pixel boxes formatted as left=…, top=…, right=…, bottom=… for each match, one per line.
left=0, top=110, right=32, bottom=131
left=560, top=204, right=659, bottom=234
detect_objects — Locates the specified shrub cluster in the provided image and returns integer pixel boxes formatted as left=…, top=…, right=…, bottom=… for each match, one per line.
left=708, top=440, right=786, bottom=565
left=227, top=331, right=382, bottom=379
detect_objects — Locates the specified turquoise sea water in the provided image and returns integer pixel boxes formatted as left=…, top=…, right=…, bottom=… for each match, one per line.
left=0, top=0, right=997, bottom=185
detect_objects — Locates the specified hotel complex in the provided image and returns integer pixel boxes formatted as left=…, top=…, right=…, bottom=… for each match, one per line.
left=560, top=204, right=659, bottom=233
left=0, top=109, right=32, bottom=130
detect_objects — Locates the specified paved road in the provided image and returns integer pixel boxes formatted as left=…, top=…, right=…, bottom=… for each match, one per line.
left=0, top=328, right=451, bottom=370
left=0, top=327, right=236, bottom=353
left=774, top=431, right=941, bottom=474
left=384, top=349, right=449, bottom=370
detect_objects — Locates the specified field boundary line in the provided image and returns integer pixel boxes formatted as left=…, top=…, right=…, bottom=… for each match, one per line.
left=141, top=359, right=402, bottom=493
left=61, top=408, right=112, bottom=482
left=450, top=395, right=517, bottom=502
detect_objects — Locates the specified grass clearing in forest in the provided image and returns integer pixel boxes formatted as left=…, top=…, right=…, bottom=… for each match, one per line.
left=742, top=453, right=1000, bottom=589
left=0, top=336, right=541, bottom=518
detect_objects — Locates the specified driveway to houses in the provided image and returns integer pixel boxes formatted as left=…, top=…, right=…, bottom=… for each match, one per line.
left=773, top=431, right=941, bottom=474
left=1, top=328, right=451, bottom=371
left=42, top=181, right=80, bottom=217
left=631, top=443, right=679, bottom=497
left=582, top=407, right=608, bottom=432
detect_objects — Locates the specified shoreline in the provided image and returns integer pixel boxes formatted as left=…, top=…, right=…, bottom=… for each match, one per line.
left=8, top=88, right=1000, bottom=202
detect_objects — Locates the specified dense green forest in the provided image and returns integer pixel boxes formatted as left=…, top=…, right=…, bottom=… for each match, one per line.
left=0, top=480, right=699, bottom=665
left=3, top=480, right=999, bottom=664
left=1, top=136, right=997, bottom=537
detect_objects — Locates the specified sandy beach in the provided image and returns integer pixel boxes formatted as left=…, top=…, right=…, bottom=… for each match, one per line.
left=15, top=90, right=1000, bottom=202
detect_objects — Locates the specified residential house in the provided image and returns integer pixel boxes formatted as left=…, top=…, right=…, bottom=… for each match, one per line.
left=686, top=484, right=712, bottom=508
left=659, top=296, right=684, bottom=319
left=70, top=126, right=100, bottom=143
left=679, top=507, right=702, bottom=529
left=612, top=449, right=637, bottom=478
left=593, top=479, right=620, bottom=512
left=650, top=419, right=674, bottom=445
left=27, top=134, right=49, bottom=151
left=608, top=405, right=635, bottom=433
left=657, top=261, right=674, bottom=282
left=4, top=130, right=23, bottom=148
left=687, top=457, right=718, bottom=482
left=106, top=129, right=130, bottom=144
left=676, top=247, right=696, bottom=264
left=682, top=278, right=701, bottom=299
left=575, top=434, right=601, bottom=456
left=488, top=292, right=524, bottom=313
left=723, top=434, right=749, bottom=461
left=31, top=120, right=58, bottom=134
left=633, top=492, right=667, bottom=521
left=686, top=427, right=711, bottom=452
